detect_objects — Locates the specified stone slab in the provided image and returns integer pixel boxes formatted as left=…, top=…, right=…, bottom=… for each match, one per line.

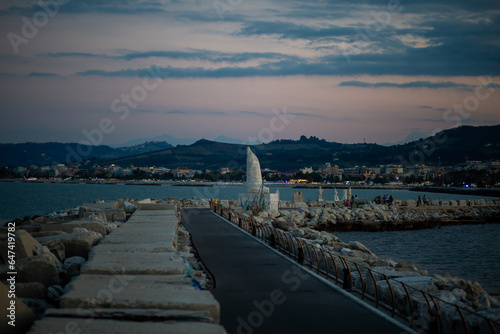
left=27, top=318, right=226, bottom=334
left=126, top=215, right=178, bottom=224
left=61, top=275, right=220, bottom=322
left=100, top=225, right=177, bottom=250
left=82, top=252, right=186, bottom=275
left=137, top=203, right=177, bottom=210
left=44, top=308, right=214, bottom=323
left=113, top=222, right=177, bottom=232
left=89, top=242, right=179, bottom=254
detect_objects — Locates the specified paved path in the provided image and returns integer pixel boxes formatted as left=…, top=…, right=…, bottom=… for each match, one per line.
left=182, top=208, right=411, bottom=334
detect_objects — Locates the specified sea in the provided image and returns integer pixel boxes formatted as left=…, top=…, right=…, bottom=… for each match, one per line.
left=1, top=181, right=499, bottom=294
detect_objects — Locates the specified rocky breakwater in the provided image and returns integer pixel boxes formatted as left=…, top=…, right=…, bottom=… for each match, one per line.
left=252, top=208, right=500, bottom=332
left=0, top=199, right=133, bottom=330
left=264, top=201, right=500, bottom=232
left=1, top=198, right=225, bottom=334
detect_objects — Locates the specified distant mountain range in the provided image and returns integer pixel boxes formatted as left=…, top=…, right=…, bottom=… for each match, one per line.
left=104, top=125, right=500, bottom=170
left=0, top=141, right=172, bottom=167
left=113, top=134, right=250, bottom=147
left=1, top=125, right=499, bottom=169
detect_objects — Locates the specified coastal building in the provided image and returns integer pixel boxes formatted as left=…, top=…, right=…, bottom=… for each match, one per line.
left=172, top=167, right=194, bottom=179
left=319, top=163, right=340, bottom=177
left=300, top=167, right=313, bottom=174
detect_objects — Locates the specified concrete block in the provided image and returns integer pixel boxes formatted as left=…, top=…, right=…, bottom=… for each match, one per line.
left=100, top=223, right=178, bottom=250
left=1, top=253, right=59, bottom=286
left=131, top=209, right=177, bottom=216
left=43, top=239, right=65, bottom=262
left=41, top=221, right=107, bottom=236
left=89, top=242, right=178, bottom=254
left=1, top=282, right=37, bottom=334
left=126, top=215, right=178, bottom=224
left=44, top=308, right=214, bottom=323
left=137, top=203, right=177, bottom=210
left=0, top=230, right=42, bottom=263
left=61, top=275, right=220, bottom=322
left=27, top=318, right=226, bottom=334
left=36, top=232, right=101, bottom=259
left=82, top=251, right=186, bottom=275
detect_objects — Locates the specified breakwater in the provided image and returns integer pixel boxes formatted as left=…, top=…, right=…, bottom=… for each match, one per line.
left=0, top=198, right=224, bottom=333
left=235, top=198, right=500, bottom=232
left=212, top=202, right=500, bottom=333
left=410, top=187, right=500, bottom=198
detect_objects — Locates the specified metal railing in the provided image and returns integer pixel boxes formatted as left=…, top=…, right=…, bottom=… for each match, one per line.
left=210, top=201, right=499, bottom=334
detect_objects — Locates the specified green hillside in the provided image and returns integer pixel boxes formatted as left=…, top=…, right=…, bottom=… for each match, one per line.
left=106, top=126, right=500, bottom=170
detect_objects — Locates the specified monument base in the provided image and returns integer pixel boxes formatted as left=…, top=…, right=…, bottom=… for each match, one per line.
left=238, top=189, right=279, bottom=212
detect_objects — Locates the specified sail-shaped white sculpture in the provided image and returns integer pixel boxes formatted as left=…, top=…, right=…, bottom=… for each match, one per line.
left=246, top=147, right=265, bottom=193
left=240, top=147, right=274, bottom=210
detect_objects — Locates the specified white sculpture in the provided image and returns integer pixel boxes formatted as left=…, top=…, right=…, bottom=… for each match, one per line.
left=246, top=147, right=268, bottom=194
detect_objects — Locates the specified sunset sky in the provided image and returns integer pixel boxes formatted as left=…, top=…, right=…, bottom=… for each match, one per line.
left=1, top=0, right=499, bottom=146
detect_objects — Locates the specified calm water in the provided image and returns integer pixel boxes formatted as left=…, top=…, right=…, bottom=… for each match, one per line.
left=1, top=182, right=499, bottom=293
left=337, top=225, right=500, bottom=295
left=0, top=182, right=495, bottom=221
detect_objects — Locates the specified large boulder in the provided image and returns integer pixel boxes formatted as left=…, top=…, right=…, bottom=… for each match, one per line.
left=347, top=241, right=376, bottom=256
left=0, top=230, right=42, bottom=264
left=36, top=231, right=101, bottom=259
left=0, top=253, right=59, bottom=286
left=15, top=282, right=47, bottom=299
left=43, top=239, right=66, bottom=262
left=272, top=217, right=297, bottom=231
left=0, top=282, right=37, bottom=333
left=40, top=220, right=107, bottom=236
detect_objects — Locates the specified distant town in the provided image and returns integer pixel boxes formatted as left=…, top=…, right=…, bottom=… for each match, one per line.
left=1, top=159, right=499, bottom=189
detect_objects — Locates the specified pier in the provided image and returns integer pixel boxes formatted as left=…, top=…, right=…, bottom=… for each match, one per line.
left=182, top=208, right=412, bottom=333
left=25, top=203, right=225, bottom=334
left=2, top=197, right=499, bottom=333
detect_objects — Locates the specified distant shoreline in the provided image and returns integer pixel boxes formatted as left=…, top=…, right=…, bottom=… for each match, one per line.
left=1, top=178, right=500, bottom=198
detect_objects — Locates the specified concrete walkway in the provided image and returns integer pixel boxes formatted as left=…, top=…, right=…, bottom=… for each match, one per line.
left=28, top=204, right=225, bottom=334
left=182, top=208, right=412, bottom=334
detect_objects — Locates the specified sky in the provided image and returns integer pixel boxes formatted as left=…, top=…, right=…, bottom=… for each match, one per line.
left=0, top=0, right=499, bottom=146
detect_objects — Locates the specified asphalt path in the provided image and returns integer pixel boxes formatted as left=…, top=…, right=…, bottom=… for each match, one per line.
left=182, top=208, right=410, bottom=334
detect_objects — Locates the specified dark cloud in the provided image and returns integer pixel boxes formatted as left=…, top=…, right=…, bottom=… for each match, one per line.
left=237, top=21, right=354, bottom=40
left=28, top=72, right=57, bottom=77
left=9, top=0, right=500, bottom=77
left=41, top=52, right=112, bottom=59
left=42, top=50, right=304, bottom=64
left=238, top=110, right=267, bottom=117
left=339, top=81, right=474, bottom=90
left=0, top=0, right=168, bottom=16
